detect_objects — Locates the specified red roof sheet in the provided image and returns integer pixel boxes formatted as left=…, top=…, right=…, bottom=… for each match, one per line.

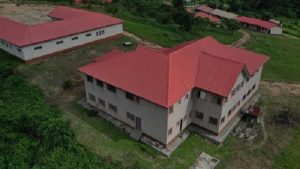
left=79, top=37, right=269, bottom=108
left=237, top=16, right=278, bottom=29
left=195, top=12, right=220, bottom=22
left=0, top=6, right=122, bottom=47
left=196, top=5, right=214, bottom=13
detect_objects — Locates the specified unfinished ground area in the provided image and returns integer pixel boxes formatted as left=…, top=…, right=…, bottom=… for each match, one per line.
left=0, top=3, right=54, bottom=25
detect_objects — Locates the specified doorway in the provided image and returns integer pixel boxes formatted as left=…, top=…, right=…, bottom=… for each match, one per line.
left=135, top=117, right=141, bottom=131
left=180, top=119, right=183, bottom=131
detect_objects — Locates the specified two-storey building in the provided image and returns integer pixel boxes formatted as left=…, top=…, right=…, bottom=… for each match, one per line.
left=79, top=36, right=269, bottom=146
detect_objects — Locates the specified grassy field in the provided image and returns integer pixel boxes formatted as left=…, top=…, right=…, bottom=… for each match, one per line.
left=278, top=17, right=300, bottom=38
left=12, top=34, right=300, bottom=169
left=245, top=32, right=300, bottom=83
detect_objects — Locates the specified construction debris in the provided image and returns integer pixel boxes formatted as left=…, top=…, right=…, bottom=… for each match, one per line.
left=232, top=114, right=261, bottom=145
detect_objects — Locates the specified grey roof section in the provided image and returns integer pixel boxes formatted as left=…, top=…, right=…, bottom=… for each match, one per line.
left=210, top=9, right=238, bottom=19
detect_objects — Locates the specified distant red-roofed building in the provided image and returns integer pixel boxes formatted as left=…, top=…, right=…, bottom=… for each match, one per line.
left=195, top=5, right=214, bottom=13
left=79, top=36, right=269, bottom=146
left=237, top=16, right=282, bottom=34
left=195, top=12, right=221, bottom=23
left=0, top=6, right=123, bottom=61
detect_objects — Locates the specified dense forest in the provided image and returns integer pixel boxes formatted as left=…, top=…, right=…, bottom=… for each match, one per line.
left=0, top=51, right=139, bottom=169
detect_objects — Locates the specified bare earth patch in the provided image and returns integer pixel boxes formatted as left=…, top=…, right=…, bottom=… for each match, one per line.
left=0, top=3, right=54, bottom=25
left=260, top=81, right=300, bottom=96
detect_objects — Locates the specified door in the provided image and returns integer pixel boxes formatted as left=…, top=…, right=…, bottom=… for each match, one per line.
left=135, top=117, right=142, bottom=131
left=180, top=119, right=183, bottom=131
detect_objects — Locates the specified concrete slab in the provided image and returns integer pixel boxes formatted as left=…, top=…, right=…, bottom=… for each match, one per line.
left=190, top=152, right=219, bottom=169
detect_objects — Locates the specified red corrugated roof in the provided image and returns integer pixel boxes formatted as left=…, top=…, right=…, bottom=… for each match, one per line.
left=195, top=12, right=221, bottom=22
left=0, top=6, right=122, bottom=47
left=237, top=16, right=278, bottom=29
left=79, top=37, right=269, bottom=108
left=196, top=5, right=214, bottom=13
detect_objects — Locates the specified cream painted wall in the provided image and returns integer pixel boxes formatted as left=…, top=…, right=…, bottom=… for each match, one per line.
left=0, top=24, right=123, bottom=61
left=0, top=40, right=24, bottom=59
left=219, top=66, right=263, bottom=132
left=270, top=26, right=283, bottom=34
left=83, top=75, right=169, bottom=144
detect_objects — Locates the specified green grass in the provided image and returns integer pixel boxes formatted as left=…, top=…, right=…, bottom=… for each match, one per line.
left=273, top=128, right=300, bottom=169
left=277, top=17, right=300, bottom=38
left=245, top=32, right=300, bottom=83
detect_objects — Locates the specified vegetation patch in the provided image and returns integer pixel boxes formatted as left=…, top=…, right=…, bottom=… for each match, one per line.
left=245, top=32, right=300, bottom=83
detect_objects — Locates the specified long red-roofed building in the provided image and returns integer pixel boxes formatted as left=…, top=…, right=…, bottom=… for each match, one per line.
left=195, top=12, right=221, bottom=23
left=0, top=6, right=123, bottom=61
left=79, top=36, right=269, bottom=146
left=237, top=16, right=282, bottom=34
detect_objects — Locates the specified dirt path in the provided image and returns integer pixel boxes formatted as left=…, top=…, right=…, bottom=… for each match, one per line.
left=123, top=31, right=162, bottom=49
left=230, top=30, right=252, bottom=48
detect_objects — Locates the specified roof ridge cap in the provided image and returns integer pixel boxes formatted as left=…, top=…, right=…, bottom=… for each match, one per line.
left=200, top=50, right=244, bottom=65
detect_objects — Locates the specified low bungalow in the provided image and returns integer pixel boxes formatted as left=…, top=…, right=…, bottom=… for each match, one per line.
left=195, top=5, right=214, bottom=14
left=210, top=9, right=238, bottom=20
left=79, top=36, right=269, bottom=146
left=237, top=16, right=282, bottom=34
left=0, top=6, right=123, bottom=61
left=195, top=12, right=221, bottom=24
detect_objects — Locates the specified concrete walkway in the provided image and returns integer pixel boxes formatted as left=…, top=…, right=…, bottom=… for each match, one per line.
left=123, top=31, right=162, bottom=49
left=230, top=30, right=252, bottom=48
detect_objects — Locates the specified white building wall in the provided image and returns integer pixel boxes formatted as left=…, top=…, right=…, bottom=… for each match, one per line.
left=83, top=74, right=169, bottom=144
left=20, top=24, right=123, bottom=61
left=219, top=66, right=263, bottom=132
left=270, top=26, right=283, bottom=34
left=166, top=91, right=193, bottom=144
left=191, top=90, right=223, bottom=133
left=0, top=40, right=24, bottom=59
left=83, top=66, right=264, bottom=144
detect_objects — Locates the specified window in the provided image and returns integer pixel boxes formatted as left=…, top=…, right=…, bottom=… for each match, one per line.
left=228, top=109, right=232, bottom=116
left=231, top=89, right=236, bottom=96
left=34, top=46, right=42, bottom=50
left=237, top=100, right=241, bottom=106
left=242, top=94, right=246, bottom=101
left=185, top=94, right=189, bottom=99
left=196, top=111, right=204, bottom=119
left=236, top=84, right=240, bottom=91
left=86, top=75, right=93, bottom=82
left=56, top=40, right=63, bottom=45
left=252, top=84, right=256, bottom=90
left=184, top=114, right=187, bottom=120
left=72, top=37, right=78, bottom=40
left=88, top=93, right=95, bottom=102
left=209, top=117, right=218, bottom=125
left=109, top=104, right=117, bottom=112
left=241, top=81, right=244, bottom=88
left=168, top=128, right=173, bottom=135
left=102, top=30, right=105, bottom=34
left=126, top=92, right=134, bottom=101
left=107, top=84, right=116, bottom=93
left=221, top=117, right=225, bottom=123
left=169, top=106, right=173, bottom=114
left=17, top=48, right=21, bottom=52
left=198, top=91, right=206, bottom=100
left=247, top=89, right=252, bottom=96
left=127, top=112, right=135, bottom=121
left=246, top=77, right=250, bottom=82
left=211, top=96, right=222, bottom=105
left=98, top=98, right=105, bottom=107
left=96, top=80, right=103, bottom=87
left=96, top=30, right=104, bottom=36
left=224, top=97, right=228, bottom=103
left=86, top=33, right=91, bottom=37
left=177, top=99, right=181, bottom=104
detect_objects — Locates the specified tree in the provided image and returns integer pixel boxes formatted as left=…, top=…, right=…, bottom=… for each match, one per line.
left=173, top=10, right=194, bottom=31
left=172, top=0, right=184, bottom=10
left=224, top=19, right=240, bottom=34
